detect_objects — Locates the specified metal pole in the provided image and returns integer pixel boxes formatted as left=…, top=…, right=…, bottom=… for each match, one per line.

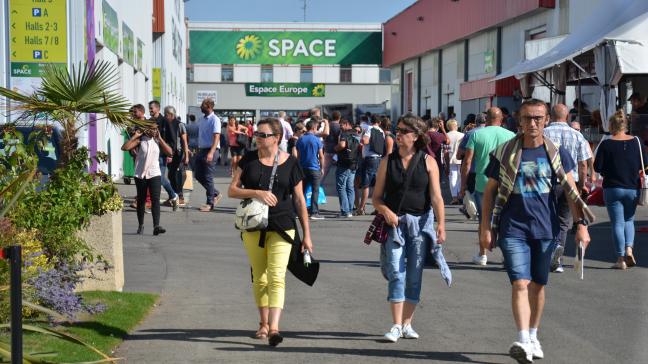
left=6, top=246, right=22, bottom=364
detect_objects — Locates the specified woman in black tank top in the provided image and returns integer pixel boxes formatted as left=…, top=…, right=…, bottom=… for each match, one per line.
left=372, top=114, right=446, bottom=342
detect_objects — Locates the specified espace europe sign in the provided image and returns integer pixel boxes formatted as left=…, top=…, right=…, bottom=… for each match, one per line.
left=189, top=31, right=382, bottom=65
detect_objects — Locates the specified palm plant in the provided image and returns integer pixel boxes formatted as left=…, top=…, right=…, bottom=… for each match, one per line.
left=0, top=60, right=147, bottom=165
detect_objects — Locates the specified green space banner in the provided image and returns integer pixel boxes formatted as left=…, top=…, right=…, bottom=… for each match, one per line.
left=190, top=31, right=382, bottom=65
left=123, top=23, right=134, bottom=65
left=102, top=0, right=119, bottom=53
left=245, top=83, right=326, bottom=97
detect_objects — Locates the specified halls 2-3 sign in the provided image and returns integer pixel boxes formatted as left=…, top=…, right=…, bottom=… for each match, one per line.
left=189, top=31, right=381, bottom=65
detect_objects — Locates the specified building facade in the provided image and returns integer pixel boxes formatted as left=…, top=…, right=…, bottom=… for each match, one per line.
left=0, top=0, right=186, bottom=180
left=187, top=22, right=391, bottom=122
left=384, top=0, right=606, bottom=123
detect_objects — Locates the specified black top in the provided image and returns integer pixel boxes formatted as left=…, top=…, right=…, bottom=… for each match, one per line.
left=324, top=121, right=341, bottom=154
left=594, top=138, right=646, bottom=189
left=239, top=151, right=304, bottom=231
left=383, top=152, right=430, bottom=216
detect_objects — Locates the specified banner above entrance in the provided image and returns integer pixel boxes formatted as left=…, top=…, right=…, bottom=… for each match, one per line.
left=190, top=31, right=382, bottom=65
left=245, top=83, right=326, bottom=97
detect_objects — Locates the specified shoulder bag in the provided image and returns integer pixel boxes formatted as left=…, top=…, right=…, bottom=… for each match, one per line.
left=236, top=132, right=249, bottom=148
left=636, top=137, right=648, bottom=206
left=235, top=152, right=280, bottom=231
left=363, top=151, right=423, bottom=244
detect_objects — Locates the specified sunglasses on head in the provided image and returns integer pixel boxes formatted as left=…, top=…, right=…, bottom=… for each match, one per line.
left=395, top=127, right=415, bottom=135
left=254, top=131, right=276, bottom=139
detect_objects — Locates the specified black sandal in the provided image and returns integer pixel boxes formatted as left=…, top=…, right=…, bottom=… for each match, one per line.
left=268, top=330, right=283, bottom=347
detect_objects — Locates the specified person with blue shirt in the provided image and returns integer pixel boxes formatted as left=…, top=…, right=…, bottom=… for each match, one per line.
left=543, top=104, right=592, bottom=272
left=295, top=118, right=325, bottom=220
left=480, top=99, right=592, bottom=364
left=195, top=98, right=222, bottom=212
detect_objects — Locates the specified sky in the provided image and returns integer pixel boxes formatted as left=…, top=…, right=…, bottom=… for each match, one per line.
left=184, top=0, right=418, bottom=23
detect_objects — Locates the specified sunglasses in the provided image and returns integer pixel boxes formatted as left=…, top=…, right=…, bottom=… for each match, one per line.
left=395, top=127, right=415, bottom=135
left=254, top=131, right=277, bottom=139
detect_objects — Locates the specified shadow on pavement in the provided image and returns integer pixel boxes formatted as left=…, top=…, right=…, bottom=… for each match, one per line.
left=213, top=339, right=508, bottom=363
left=566, top=220, right=648, bottom=268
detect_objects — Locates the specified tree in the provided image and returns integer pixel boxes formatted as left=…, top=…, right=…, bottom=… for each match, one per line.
left=0, top=61, right=147, bottom=164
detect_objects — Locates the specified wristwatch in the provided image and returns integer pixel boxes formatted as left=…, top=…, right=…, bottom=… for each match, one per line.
left=574, top=218, right=589, bottom=227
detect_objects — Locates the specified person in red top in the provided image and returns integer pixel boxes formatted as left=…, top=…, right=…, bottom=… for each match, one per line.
left=426, top=117, right=450, bottom=176
left=227, top=116, right=249, bottom=175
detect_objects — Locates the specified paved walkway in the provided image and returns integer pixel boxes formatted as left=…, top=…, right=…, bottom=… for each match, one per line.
left=115, top=165, right=648, bottom=363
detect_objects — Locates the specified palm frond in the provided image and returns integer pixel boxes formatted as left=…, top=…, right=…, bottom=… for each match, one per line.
left=0, top=61, right=137, bottom=128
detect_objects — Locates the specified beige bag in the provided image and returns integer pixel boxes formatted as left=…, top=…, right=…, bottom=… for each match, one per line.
left=183, top=170, right=193, bottom=191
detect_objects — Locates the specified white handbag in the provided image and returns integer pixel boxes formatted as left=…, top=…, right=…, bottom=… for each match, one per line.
left=636, top=137, right=648, bottom=206
left=235, top=153, right=279, bottom=231
left=463, top=191, right=477, bottom=219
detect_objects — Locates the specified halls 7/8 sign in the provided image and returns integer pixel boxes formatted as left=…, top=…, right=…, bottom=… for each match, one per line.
left=189, top=31, right=382, bottom=65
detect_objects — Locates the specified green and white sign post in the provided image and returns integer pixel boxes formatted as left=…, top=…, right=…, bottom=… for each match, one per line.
left=245, top=83, right=326, bottom=97
left=190, top=31, right=382, bottom=65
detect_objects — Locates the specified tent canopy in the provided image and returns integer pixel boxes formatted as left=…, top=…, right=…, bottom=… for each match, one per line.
left=494, top=0, right=648, bottom=80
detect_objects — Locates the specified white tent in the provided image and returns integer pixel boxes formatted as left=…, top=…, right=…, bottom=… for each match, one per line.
left=494, top=0, right=648, bottom=130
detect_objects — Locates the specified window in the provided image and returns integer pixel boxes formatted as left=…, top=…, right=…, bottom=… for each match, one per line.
left=221, top=65, right=233, bottom=82
left=526, top=25, right=547, bottom=40
left=379, top=68, right=391, bottom=84
left=261, top=65, right=273, bottom=83
left=300, top=65, right=312, bottom=83
left=340, top=66, right=352, bottom=83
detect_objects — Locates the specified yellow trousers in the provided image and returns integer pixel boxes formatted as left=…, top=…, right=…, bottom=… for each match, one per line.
left=242, top=230, right=294, bottom=309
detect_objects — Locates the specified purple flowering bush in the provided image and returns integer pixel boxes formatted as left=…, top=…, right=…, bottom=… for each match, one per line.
left=31, top=263, right=107, bottom=321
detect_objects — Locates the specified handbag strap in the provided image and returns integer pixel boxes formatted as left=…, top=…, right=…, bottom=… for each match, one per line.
left=395, top=151, right=424, bottom=215
left=636, top=137, right=645, bottom=177
left=267, top=151, right=280, bottom=191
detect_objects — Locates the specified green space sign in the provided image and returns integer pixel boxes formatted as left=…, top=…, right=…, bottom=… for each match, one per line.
left=245, top=83, right=326, bottom=97
left=190, top=31, right=382, bottom=65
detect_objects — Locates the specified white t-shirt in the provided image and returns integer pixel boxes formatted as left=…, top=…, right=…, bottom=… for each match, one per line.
left=279, top=118, right=293, bottom=152
left=134, top=137, right=161, bottom=179
left=447, top=130, right=465, bottom=165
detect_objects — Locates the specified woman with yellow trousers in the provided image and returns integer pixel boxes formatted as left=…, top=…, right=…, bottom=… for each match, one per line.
left=228, top=118, right=314, bottom=347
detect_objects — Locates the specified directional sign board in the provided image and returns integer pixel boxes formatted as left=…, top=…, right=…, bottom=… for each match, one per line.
left=9, top=0, right=68, bottom=65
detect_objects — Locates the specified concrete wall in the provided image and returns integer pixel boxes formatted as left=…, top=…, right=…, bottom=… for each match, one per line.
left=420, top=51, right=439, bottom=116
left=77, top=212, right=124, bottom=292
left=152, top=0, right=187, bottom=121
left=441, top=43, right=462, bottom=119
left=313, top=65, right=340, bottom=84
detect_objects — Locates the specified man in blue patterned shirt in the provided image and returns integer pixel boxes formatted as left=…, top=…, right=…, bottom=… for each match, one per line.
left=543, top=104, right=592, bottom=272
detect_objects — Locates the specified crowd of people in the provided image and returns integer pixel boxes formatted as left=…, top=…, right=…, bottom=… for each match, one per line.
left=121, top=95, right=646, bottom=363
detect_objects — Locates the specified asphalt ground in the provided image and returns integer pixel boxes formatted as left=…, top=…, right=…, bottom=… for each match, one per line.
left=115, top=163, right=648, bottom=363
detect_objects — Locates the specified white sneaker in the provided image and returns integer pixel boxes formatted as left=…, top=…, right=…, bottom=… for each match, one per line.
left=531, top=338, right=544, bottom=359
left=402, top=324, right=419, bottom=339
left=509, top=341, right=534, bottom=363
left=472, top=254, right=488, bottom=266
left=383, top=324, right=402, bottom=343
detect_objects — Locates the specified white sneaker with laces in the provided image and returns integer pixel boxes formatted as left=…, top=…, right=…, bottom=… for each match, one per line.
left=383, top=324, right=402, bottom=343
left=402, top=324, right=419, bottom=339
left=531, top=338, right=544, bottom=359
left=509, top=341, right=534, bottom=363
left=472, top=254, right=488, bottom=266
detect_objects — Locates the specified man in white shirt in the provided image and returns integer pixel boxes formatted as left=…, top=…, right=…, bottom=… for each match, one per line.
left=278, top=111, right=293, bottom=152
left=356, top=116, right=384, bottom=215
left=195, top=98, right=221, bottom=212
